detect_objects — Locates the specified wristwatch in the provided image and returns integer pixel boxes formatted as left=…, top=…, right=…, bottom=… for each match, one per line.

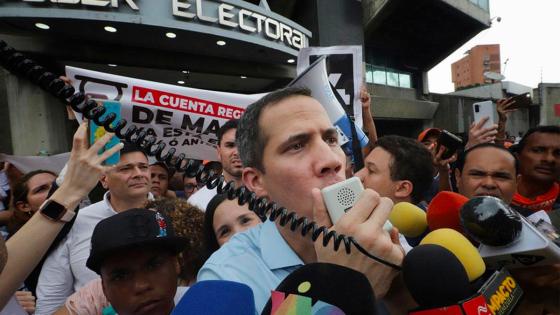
left=39, top=199, right=75, bottom=222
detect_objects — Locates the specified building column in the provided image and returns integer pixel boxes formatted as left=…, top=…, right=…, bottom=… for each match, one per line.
left=0, top=69, right=72, bottom=155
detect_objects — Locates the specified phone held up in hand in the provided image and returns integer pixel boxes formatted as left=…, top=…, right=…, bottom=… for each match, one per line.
left=88, top=100, right=122, bottom=165
left=472, top=100, right=495, bottom=129
left=436, top=130, right=463, bottom=160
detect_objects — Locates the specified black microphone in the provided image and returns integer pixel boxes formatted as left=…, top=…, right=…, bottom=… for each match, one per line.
left=460, top=196, right=560, bottom=268
left=261, top=263, right=377, bottom=315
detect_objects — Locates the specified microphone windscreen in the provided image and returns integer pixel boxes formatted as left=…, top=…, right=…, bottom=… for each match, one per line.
left=390, top=202, right=428, bottom=238
left=261, top=263, right=377, bottom=315
left=403, top=244, right=473, bottom=308
left=420, top=228, right=486, bottom=281
left=460, top=196, right=523, bottom=246
left=172, top=280, right=255, bottom=315
left=427, top=191, right=469, bottom=233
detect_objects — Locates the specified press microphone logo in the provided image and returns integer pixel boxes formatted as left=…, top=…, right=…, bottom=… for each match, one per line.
left=477, top=305, right=488, bottom=315
left=269, top=281, right=345, bottom=315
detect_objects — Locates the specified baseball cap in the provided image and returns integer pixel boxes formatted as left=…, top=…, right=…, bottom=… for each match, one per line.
left=86, top=208, right=186, bottom=274
left=417, top=128, right=441, bottom=142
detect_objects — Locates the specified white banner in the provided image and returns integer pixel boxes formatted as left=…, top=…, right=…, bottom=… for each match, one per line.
left=0, top=152, right=70, bottom=174
left=65, top=66, right=265, bottom=161
left=297, top=46, right=364, bottom=129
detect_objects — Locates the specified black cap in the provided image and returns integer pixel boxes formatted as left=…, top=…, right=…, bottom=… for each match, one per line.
left=261, top=263, right=377, bottom=315
left=86, top=208, right=186, bottom=274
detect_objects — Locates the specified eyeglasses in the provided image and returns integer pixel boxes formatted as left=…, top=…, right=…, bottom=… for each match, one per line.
left=184, top=183, right=198, bottom=193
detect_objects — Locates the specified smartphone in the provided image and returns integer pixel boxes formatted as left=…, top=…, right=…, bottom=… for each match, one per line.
left=473, top=101, right=495, bottom=129
left=321, top=177, right=393, bottom=231
left=437, top=130, right=463, bottom=160
left=89, top=100, right=122, bottom=165
left=508, top=93, right=532, bottom=110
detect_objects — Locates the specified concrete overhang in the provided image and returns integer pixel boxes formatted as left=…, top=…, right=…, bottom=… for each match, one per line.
left=371, top=96, right=439, bottom=120
left=363, top=0, right=490, bottom=71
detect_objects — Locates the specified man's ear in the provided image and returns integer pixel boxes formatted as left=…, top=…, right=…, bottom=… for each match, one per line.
left=173, top=257, right=180, bottom=276
left=100, top=174, right=109, bottom=189
left=394, top=180, right=413, bottom=200
left=454, top=168, right=462, bottom=191
left=242, top=167, right=268, bottom=198
left=15, top=201, right=31, bottom=213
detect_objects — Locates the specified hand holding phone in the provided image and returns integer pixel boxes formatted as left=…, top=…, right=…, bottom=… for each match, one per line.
left=88, top=100, right=122, bottom=165
left=473, top=101, right=495, bottom=129
left=436, top=130, right=463, bottom=160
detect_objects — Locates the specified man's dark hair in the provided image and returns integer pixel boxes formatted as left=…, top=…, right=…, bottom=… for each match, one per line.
left=457, top=143, right=519, bottom=174
left=373, top=136, right=434, bottom=204
left=217, top=119, right=239, bottom=145
left=516, top=125, right=560, bottom=153
left=237, top=87, right=312, bottom=172
left=120, top=141, right=147, bottom=158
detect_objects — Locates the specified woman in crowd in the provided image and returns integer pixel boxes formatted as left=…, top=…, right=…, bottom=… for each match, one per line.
left=7, top=170, right=57, bottom=237
left=203, top=194, right=263, bottom=256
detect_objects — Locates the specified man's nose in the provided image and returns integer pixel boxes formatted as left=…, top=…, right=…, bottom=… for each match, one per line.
left=314, top=141, right=342, bottom=176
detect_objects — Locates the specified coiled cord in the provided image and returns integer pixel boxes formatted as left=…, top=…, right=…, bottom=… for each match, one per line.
left=0, top=40, right=401, bottom=270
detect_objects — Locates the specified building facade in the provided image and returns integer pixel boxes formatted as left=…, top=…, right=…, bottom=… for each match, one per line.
left=451, top=44, right=501, bottom=90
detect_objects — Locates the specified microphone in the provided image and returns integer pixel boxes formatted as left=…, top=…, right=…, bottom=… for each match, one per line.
left=460, top=196, right=560, bottom=268
left=426, top=191, right=469, bottom=234
left=261, top=263, right=377, bottom=315
left=420, top=228, right=486, bottom=281
left=403, top=244, right=474, bottom=308
left=390, top=202, right=428, bottom=238
left=172, top=280, right=256, bottom=315
left=404, top=243, right=523, bottom=315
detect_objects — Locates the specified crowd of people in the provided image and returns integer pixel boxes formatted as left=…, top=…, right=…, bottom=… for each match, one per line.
left=0, top=83, right=558, bottom=315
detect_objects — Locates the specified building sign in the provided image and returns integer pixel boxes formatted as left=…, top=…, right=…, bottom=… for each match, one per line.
left=172, top=0, right=308, bottom=50
left=17, top=0, right=310, bottom=52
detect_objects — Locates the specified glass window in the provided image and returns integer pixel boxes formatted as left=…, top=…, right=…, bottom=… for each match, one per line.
left=399, top=73, right=411, bottom=88
left=373, top=69, right=387, bottom=85
left=387, top=72, right=399, bottom=87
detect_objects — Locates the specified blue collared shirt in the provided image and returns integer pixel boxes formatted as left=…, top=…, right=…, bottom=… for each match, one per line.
left=197, top=220, right=304, bottom=313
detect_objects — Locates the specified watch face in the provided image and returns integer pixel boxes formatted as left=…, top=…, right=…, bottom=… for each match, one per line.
left=41, top=201, right=66, bottom=220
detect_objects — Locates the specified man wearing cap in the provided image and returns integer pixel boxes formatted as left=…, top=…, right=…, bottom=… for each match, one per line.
left=36, top=143, right=153, bottom=315
left=150, top=162, right=171, bottom=198
left=188, top=119, right=243, bottom=211
left=85, top=208, right=186, bottom=315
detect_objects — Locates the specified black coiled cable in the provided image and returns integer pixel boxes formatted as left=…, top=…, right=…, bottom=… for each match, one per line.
left=0, top=40, right=401, bottom=271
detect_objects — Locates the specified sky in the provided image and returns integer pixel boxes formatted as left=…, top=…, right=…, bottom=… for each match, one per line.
left=428, top=0, right=559, bottom=93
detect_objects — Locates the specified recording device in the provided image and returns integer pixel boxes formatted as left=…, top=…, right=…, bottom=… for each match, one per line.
left=88, top=100, right=122, bottom=165
left=321, top=177, right=393, bottom=231
left=436, top=130, right=463, bottom=160
left=508, top=93, right=532, bottom=110
left=460, top=196, right=560, bottom=268
left=405, top=243, right=522, bottom=315
left=420, top=228, right=486, bottom=281
left=472, top=101, right=495, bottom=129
left=426, top=191, right=469, bottom=234
left=390, top=202, right=427, bottom=238
left=261, top=263, right=377, bottom=315
left=172, top=280, right=255, bottom=315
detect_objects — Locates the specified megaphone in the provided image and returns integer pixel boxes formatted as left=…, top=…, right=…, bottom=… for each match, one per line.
left=288, top=56, right=368, bottom=153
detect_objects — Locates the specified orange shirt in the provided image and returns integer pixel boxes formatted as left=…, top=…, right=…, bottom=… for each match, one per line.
left=512, top=182, right=560, bottom=212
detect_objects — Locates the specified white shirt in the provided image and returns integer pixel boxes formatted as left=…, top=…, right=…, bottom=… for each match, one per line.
left=187, top=186, right=218, bottom=212
left=35, top=193, right=116, bottom=315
